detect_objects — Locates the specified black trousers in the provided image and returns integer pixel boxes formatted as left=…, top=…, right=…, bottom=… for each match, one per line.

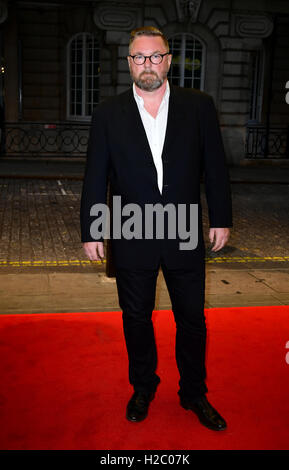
left=115, top=256, right=208, bottom=402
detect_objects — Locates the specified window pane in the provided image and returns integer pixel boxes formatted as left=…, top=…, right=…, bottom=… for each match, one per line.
left=168, top=34, right=204, bottom=90
left=68, top=33, right=100, bottom=118
left=76, top=103, right=82, bottom=116
left=85, top=35, right=100, bottom=115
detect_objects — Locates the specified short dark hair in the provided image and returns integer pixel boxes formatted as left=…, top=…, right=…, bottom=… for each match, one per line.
left=129, top=26, right=169, bottom=52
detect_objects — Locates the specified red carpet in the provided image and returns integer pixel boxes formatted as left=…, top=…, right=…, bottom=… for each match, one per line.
left=0, top=306, right=289, bottom=450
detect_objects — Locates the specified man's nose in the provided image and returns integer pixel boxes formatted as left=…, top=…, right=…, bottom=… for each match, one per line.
left=144, top=56, right=151, bottom=65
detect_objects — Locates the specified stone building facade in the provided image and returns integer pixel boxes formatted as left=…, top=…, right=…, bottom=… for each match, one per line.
left=0, top=0, right=289, bottom=164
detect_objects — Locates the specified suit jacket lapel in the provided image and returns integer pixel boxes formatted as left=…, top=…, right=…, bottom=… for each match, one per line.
left=161, top=85, right=184, bottom=162
left=121, top=87, right=154, bottom=166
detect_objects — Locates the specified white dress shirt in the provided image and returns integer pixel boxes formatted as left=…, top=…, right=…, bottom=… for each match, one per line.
left=133, top=80, right=170, bottom=194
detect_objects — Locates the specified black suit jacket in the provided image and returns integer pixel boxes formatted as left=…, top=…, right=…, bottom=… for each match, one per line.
left=80, top=84, right=233, bottom=269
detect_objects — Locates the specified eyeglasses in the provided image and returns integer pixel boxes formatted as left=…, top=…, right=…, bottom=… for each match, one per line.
left=128, top=52, right=170, bottom=65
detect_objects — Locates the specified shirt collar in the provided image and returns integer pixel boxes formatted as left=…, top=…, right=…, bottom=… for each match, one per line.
left=133, top=80, right=170, bottom=106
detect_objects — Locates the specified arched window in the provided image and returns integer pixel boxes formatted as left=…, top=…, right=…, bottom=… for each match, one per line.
left=168, top=33, right=205, bottom=90
left=67, top=33, right=100, bottom=120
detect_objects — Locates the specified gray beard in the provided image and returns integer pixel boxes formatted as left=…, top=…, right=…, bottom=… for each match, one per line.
left=132, top=71, right=165, bottom=91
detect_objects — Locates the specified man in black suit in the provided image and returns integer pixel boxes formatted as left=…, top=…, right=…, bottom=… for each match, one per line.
left=80, top=26, right=232, bottom=431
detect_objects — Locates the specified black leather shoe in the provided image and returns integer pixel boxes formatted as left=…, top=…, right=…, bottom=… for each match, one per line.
left=180, top=396, right=227, bottom=431
left=126, top=391, right=155, bottom=422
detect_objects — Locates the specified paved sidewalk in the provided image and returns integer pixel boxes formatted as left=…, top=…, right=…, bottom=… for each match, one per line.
left=0, top=158, right=288, bottom=314
left=0, top=267, right=288, bottom=315
left=1, top=157, right=289, bottom=182
left=0, top=158, right=85, bottom=179
left=0, top=177, right=288, bottom=270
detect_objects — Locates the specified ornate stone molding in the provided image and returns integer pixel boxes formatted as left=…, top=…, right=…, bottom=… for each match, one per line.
left=93, top=3, right=141, bottom=31
left=0, top=1, right=8, bottom=24
left=175, top=0, right=202, bottom=23
left=232, top=14, right=273, bottom=38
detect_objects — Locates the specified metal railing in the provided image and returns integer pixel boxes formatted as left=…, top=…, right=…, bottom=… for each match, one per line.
left=2, top=121, right=90, bottom=157
left=245, top=124, right=289, bottom=159
left=2, top=121, right=289, bottom=160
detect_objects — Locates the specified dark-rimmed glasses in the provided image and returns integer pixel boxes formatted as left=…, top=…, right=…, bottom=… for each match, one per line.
left=128, top=52, right=170, bottom=65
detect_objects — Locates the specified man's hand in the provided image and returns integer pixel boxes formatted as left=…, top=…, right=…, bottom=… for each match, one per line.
left=209, top=228, right=230, bottom=252
left=83, top=241, right=105, bottom=261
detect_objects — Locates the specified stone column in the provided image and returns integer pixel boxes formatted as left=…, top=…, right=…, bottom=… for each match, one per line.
left=3, top=3, right=18, bottom=122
